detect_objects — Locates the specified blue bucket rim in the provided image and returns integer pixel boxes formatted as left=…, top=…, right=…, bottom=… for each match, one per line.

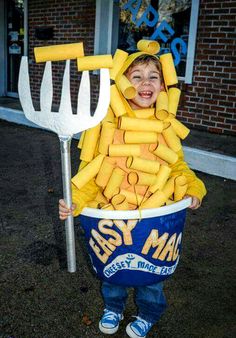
left=81, top=197, right=192, bottom=219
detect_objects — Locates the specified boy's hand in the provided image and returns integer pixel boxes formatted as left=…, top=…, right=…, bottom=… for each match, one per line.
left=184, top=195, right=201, bottom=210
left=59, top=199, right=76, bottom=220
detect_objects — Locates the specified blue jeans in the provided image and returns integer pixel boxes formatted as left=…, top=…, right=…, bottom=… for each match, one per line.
left=101, top=281, right=167, bottom=324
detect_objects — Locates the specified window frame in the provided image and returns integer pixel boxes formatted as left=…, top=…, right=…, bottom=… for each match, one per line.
left=94, top=0, right=200, bottom=84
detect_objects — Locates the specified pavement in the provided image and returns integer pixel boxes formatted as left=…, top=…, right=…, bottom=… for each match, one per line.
left=0, top=119, right=236, bottom=338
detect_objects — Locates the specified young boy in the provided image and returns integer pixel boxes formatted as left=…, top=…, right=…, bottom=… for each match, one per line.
left=59, top=54, right=206, bottom=338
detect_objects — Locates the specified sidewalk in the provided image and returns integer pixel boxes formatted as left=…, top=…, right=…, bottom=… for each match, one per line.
left=0, top=120, right=235, bottom=338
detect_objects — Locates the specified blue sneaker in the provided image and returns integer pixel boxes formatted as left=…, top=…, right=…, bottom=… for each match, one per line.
left=99, top=309, right=123, bottom=334
left=126, top=317, right=153, bottom=338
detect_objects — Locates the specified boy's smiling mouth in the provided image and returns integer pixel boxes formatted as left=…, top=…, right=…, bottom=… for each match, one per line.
left=138, top=91, right=153, bottom=98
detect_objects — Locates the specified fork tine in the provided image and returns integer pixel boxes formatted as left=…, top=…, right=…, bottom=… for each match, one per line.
left=88, top=68, right=110, bottom=128
left=40, top=61, right=53, bottom=113
left=18, top=56, right=35, bottom=119
left=58, top=60, right=73, bottom=116
left=77, top=70, right=90, bottom=117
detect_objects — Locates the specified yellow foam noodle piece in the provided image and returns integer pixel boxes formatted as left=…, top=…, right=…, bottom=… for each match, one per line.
left=111, top=194, right=129, bottom=210
left=71, top=154, right=105, bottom=189
left=128, top=171, right=157, bottom=186
left=103, top=107, right=115, bottom=123
left=162, top=176, right=175, bottom=199
left=155, top=110, right=169, bottom=121
left=124, top=131, right=158, bottom=144
left=80, top=124, right=101, bottom=161
left=162, top=122, right=182, bottom=152
left=77, top=131, right=85, bottom=149
left=77, top=55, right=113, bottom=71
left=117, top=75, right=137, bottom=99
left=141, top=190, right=167, bottom=209
left=95, top=157, right=114, bottom=188
left=109, top=144, right=141, bottom=157
left=101, top=203, right=115, bottom=210
left=127, top=172, right=139, bottom=185
left=168, top=117, right=190, bottom=140
left=98, top=121, right=116, bottom=155
left=166, top=199, right=175, bottom=205
left=120, top=189, right=143, bottom=206
left=156, top=91, right=168, bottom=114
left=152, top=142, right=178, bottom=164
left=149, top=165, right=172, bottom=193
left=110, top=85, right=127, bottom=117
left=127, top=156, right=160, bottom=174
left=87, top=200, right=99, bottom=208
left=103, top=167, right=126, bottom=200
left=174, top=175, right=188, bottom=201
left=134, top=108, right=155, bottom=119
left=110, top=49, right=129, bottom=80
left=95, top=190, right=109, bottom=205
left=168, top=87, right=181, bottom=116
left=137, top=39, right=160, bottom=54
left=34, top=42, right=84, bottom=63
left=160, top=53, right=178, bottom=86
left=119, top=116, right=163, bottom=133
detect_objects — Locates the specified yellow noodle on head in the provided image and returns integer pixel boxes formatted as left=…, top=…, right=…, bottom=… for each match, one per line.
left=137, top=39, right=160, bottom=54
left=168, top=117, right=190, bottom=140
left=77, top=55, right=113, bottom=71
left=174, top=175, right=188, bottom=201
left=117, top=75, right=137, bottom=99
left=71, top=154, right=105, bottom=189
left=119, top=116, right=163, bottom=133
left=127, top=156, right=160, bottom=174
left=103, top=167, right=126, bottom=200
left=124, top=131, right=158, bottom=144
left=110, top=85, right=127, bottom=117
left=111, top=194, right=129, bottom=210
left=98, top=122, right=116, bottom=155
left=80, top=124, right=101, bottom=162
left=34, top=42, right=84, bottom=62
left=110, top=49, right=129, bottom=80
left=160, top=53, right=178, bottom=86
left=109, top=144, right=141, bottom=157
left=162, top=122, right=182, bottom=152
left=152, top=143, right=178, bottom=164
left=141, top=190, right=167, bottom=209
left=127, top=172, right=139, bottom=185
left=95, top=157, right=114, bottom=188
left=168, top=87, right=181, bottom=116
left=149, top=165, right=171, bottom=193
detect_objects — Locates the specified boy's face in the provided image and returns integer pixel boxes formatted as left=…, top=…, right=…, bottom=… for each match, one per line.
left=126, top=61, right=163, bottom=110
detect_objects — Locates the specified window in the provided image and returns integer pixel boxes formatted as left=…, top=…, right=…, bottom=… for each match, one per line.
left=94, top=0, right=200, bottom=84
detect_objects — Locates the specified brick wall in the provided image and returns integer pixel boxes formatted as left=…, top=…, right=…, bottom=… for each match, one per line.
left=28, top=0, right=236, bottom=135
left=178, top=0, right=236, bottom=135
left=28, top=0, right=98, bottom=111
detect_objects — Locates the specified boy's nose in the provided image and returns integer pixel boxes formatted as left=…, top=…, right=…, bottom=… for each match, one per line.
left=142, top=78, right=150, bottom=85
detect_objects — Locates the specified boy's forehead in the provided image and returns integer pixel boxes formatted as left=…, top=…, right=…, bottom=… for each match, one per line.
left=128, top=63, right=160, bottom=73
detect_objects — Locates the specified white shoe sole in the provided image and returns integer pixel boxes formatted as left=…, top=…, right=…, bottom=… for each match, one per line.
left=126, top=323, right=146, bottom=338
left=99, top=316, right=123, bottom=335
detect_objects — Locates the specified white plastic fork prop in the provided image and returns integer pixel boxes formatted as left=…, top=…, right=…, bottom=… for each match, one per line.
left=18, top=56, right=110, bottom=272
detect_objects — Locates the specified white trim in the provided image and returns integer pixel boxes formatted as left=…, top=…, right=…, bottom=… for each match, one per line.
left=81, top=198, right=192, bottom=220
left=185, top=0, right=199, bottom=84
left=183, top=146, right=236, bottom=181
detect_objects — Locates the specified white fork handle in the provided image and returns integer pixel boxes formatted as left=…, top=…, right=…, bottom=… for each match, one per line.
left=59, top=136, right=76, bottom=272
